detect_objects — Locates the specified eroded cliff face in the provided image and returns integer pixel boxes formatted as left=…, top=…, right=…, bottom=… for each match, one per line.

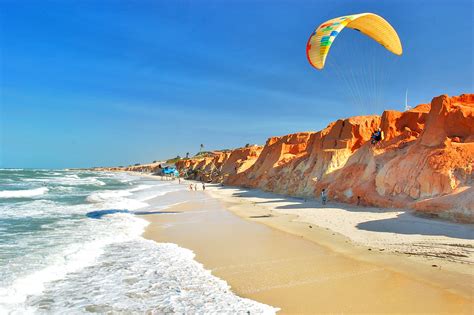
left=178, top=94, right=473, bottom=222
left=175, top=151, right=232, bottom=182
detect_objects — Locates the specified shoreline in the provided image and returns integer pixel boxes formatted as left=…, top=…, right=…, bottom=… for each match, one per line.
left=139, top=178, right=474, bottom=313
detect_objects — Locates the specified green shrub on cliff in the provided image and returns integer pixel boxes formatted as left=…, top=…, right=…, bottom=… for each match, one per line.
left=166, top=156, right=181, bottom=164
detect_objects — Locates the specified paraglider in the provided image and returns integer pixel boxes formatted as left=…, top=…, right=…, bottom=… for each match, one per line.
left=306, top=13, right=403, bottom=145
left=306, top=13, right=402, bottom=70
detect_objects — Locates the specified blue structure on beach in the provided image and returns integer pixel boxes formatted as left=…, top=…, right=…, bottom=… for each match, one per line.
left=155, top=164, right=179, bottom=177
left=162, top=166, right=179, bottom=177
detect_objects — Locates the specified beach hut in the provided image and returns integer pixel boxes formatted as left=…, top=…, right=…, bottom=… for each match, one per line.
left=153, top=163, right=179, bottom=178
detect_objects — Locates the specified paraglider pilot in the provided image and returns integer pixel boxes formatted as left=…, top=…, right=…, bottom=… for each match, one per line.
left=371, top=128, right=383, bottom=145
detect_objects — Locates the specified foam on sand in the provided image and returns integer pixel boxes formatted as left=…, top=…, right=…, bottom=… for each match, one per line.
left=26, top=240, right=278, bottom=314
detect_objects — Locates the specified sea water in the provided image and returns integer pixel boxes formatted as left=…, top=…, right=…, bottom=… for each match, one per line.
left=0, top=169, right=276, bottom=314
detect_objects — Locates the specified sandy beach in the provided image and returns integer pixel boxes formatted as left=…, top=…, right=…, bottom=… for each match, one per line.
left=142, top=181, right=474, bottom=314
left=207, top=185, right=474, bottom=265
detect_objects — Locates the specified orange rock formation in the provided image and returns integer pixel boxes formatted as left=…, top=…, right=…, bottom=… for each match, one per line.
left=178, top=94, right=473, bottom=223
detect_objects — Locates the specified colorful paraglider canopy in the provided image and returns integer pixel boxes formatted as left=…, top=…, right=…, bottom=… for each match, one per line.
left=306, top=13, right=402, bottom=70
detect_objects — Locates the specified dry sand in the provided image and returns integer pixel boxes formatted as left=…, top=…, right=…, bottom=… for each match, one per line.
left=142, top=184, right=474, bottom=314
left=207, top=185, right=474, bottom=265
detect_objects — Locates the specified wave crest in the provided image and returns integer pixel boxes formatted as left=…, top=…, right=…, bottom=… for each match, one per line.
left=0, top=187, right=49, bottom=199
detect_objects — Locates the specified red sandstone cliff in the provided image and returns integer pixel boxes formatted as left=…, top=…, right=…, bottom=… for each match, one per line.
left=178, top=94, right=473, bottom=223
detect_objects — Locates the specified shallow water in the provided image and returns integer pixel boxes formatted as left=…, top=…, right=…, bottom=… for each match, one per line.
left=0, top=169, right=276, bottom=314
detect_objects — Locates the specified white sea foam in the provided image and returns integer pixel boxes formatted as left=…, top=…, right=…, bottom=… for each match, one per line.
left=131, top=183, right=184, bottom=202
left=0, top=187, right=48, bottom=198
left=22, top=177, right=106, bottom=186
left=45, top=172, right=62, bottom=176
left=23, top=240, right=278, bottom=314
left=0, top=200, right=77, bottom=218
left=129, top=184, right=153, bottom=192
left=86, top=190, right=132, bottom=203
left=86, top=190, right=149, bottom=210
left=0, top=214, right=148, bottom=314
left=86, top=182, right=183, bottom=209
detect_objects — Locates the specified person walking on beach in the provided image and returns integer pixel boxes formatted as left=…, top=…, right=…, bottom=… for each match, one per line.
left=189, top=184, right=193, bottom=191
left=321, top=189, right=327, bottom=205
left=202, top=182, right=206, bottom=190
left=194, top=184, right=198, bottom=191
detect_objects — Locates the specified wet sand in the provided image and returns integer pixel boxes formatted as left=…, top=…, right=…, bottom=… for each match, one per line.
left=142, top=189, right=473, bottom=314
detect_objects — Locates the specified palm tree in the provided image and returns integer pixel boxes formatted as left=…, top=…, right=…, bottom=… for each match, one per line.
left=186, top=152, right=189, bottom=159
left=200, top=144, right=204, bottom=153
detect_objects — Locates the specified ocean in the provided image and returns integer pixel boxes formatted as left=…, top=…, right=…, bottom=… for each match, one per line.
left=0, top=169, right=276, bottom=314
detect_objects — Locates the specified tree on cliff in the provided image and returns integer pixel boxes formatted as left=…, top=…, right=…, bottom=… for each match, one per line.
left=186, top=152, right=189, bottom=159
left=200, top=144, right=204, bottom=153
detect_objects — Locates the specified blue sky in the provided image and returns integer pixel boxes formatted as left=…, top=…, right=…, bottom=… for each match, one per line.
left=0, top=0, right=472, bottom=168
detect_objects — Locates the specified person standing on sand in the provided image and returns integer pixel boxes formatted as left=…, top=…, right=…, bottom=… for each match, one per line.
left=194, top=184, right=198, bottom=191
left=202, top=182, right=206, bottom=190
left=321, top=189, right=327, bottom=205
left=189, top=184, right=193, bottom=191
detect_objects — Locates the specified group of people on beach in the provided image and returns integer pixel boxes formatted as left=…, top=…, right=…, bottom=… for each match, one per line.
left=189, top=183, right=205, bottom=191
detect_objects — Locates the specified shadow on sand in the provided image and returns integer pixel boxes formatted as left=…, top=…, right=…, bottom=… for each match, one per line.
left=218, top=186, right=474, bottom=240
left=356, top=212, right=474, bottom=239
left=230, top=187, right=392, bottom=214
left=86, top=209, right=181, bottom=219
